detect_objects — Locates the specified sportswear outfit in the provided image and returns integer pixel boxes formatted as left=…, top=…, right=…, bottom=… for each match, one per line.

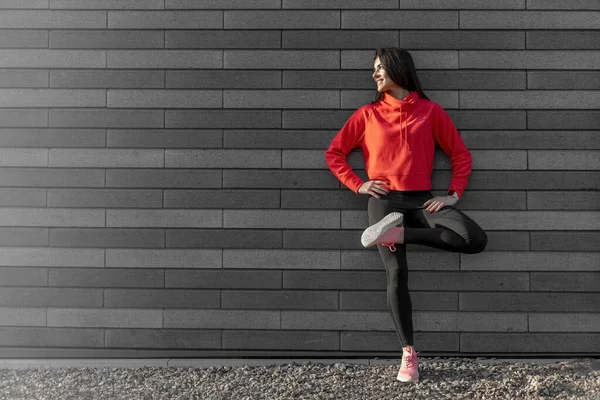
left=325, top=91, right=487, bottom=349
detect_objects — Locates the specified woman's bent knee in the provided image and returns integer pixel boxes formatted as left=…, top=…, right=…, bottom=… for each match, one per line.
left=465, top=230, right=488, bottom=254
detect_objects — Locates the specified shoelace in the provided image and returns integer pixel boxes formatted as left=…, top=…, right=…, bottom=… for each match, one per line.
left=401, top=351, right=420, bottom=369
left=382, top=243, right=396, bottom=252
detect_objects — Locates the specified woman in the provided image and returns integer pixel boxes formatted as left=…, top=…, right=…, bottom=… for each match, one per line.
left=324, top=48, right=488, bottom=383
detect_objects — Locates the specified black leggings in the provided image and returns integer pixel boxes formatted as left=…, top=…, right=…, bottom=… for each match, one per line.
left=367, top=190, right=488, bottom=348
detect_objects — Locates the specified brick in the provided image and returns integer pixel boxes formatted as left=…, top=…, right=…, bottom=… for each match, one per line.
left=528, top=71, right=600, bottom=89
left=49, top=149, right=163, bottom=168
left=284, top=270, right=385, bottom=290
left=530, top=272, right=600, bottom=291
left=108, top=129, right=221, bottom=148
left=107, top=50, right=221, bottom=69
left=461, top=251, right=599, bottom=271
left=478, top=232, right=529, bottom=251
left=164, top=190, right=279, bottom=209
left=460, top=51, right=600, bottom=69
left=459, top=101, right=524, bottom=128
left=527, top=31, right=600, bottom=49
left=341, top=90, right=457, bottom=110
left=341, top=250, right=459, bottom=271
left=529, top=150, right=600, bottom=170
left=0, top=89, right=105, bottom=107
left=0, top=327, right=103, bottom=347
left=0, top=149, right=46, bottom=167
left=106, top=169, right=221, bottom=188
left=402, top=31, right=524, bottom=49
left=0, top=267, right=46, bottom=286
left=107, top=328, right=220, bottom=348
left=0, top=308, right=46, bottom=326
left=49, top=228, right=164, bottom=248
left=420, top=71, right=526, bottom=90
left=0, top=10, right=105, bottom=28
left=51, top=70, right=164, bottom=88
left=461, top=11, right=600, bottom=29
left=50, top=30, right=163, bottom=48
left=166, top=110, right=281, bottom=129
left=461, top=332, right=599, bottom=353
left=340, top=291, right=458, bottom=311
left=282, top=310, right=392, bottom=330
left=166, top=270, right=281, bottom=289
left=281, top=190, right=366, bottom=209
left=283, top=71, right=372, bottom=89
left=105, top=289, right=220, bottom=308
left=466, top=171, right=599, bottom=190
left=402, top=0, right=524, bottom=8
left=108, top=90, right=222, bottom=108
left=446, top=191, right=527, bottom=210
left=50, top=109, right=164, bottom=128
left=109, top=11, right=221, bottom=29
left=167, top=229, right=282, bottom=249
left=342, top=50, right=458, bottom=69
left=342, top=331, right=458, bottom=352
left=527, top=0, right=600, bottom=9
left=284, top=0, right=397, bottom=8
left=283, top=30, right=397, bottom=49
left=0, top=248, right=103, bottom=267
left=223, top=210, right=340, bottom=229
left=529, top=111, right=600, bottom=130
left=224, top=90, right=339, bottom=109
left=0, top=348, right=135, bottom=357
left=283, top=110, right=353, bottom=129
left=0, top=288, right=102, bottom=307
left=0, top=50, right=105, bottom=68
left=0, top=189, right=45, bottom=207
left=458, top=313, right=527, bottom=332
left=164, top=310, right=280, bottom=329
left=461, top=90, right=600, bottom=109
left=167, top=30, right=279, bottom=49
left=0, top=69, right=48, bottom=88
left=0, top=128, right=104, bottom=147
left=224, top=50, right=339, bottom=69
left=342, top=11, right=457, bottom=29
left=47, top=189, right=162, bottom=208
left=471, top=211, right=599, bottom=230
left=225, top=11, right=338, bottom=29
left=106, top=210, right=222, bottom=228
left=0, top=228, right=47, bottom=246
left=223, top=249, right=340, bottom=269
left=51, top=0, right=163, bottom=8
left=530, top=232, right=600, bottom=252
left=223, top=330, right=339, bottom=351
left=225, top=130, right=334, bottom=149
left=461, top=130, right=599, bottom=150
left=0, top=168, right=104, bottom=187
left=0, top=0, right=48, bottom=7
left=0, top=208, right=104, bottom=227
left=48, top=308, right=162, bottom=328
left=527, top=191, right=600, bottom=210
left=168, top=70, right=280, bottom=89
left=223, top=170, right=339, bottom=189
left=222, top=290, right=337, bottom=310
left=165, top=149, right=280, bottom=168
left=106, top=249, right=222, bottom=268
left=50, top=268, right=163, bottom=287
left=284, top=230, right=362, bottom=250
left=0, top=109, right=46, bottom=127
left=168, top=0, right=280, bottom=8
left=530, top=313, right=600, bottom=332
left=0, top=30, right=48, bottom=48
left=460, top=292, right=599, bottom=312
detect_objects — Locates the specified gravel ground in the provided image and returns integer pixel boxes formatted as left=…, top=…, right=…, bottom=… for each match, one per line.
left=0, top=357, right=598, bottom=400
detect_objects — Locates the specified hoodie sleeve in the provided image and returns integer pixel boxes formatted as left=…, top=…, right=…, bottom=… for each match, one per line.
left=324, top=106, right=369, bottom=194
left=431, top=103, right=472, bottom=198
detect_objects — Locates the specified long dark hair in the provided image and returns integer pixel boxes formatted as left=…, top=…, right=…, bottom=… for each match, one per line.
left=371, top=48, right=429, bottom=103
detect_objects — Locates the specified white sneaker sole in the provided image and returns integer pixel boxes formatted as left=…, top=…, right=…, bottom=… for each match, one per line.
left=397, top=371, right=419, bottom=382
left=361, top=212, right=404, bottom=248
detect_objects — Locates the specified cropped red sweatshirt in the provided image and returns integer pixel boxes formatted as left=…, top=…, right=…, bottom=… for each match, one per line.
left=325, top=91, right=472, bottom=198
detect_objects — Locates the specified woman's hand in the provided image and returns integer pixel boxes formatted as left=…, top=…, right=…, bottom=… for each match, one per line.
left=423, top=195, right=458, bottom=213
left=358, top=180, right=390, bottom=199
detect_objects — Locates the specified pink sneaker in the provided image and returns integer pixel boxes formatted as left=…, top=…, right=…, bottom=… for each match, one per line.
left=360, top=212, right=404, bottom=252
left=397, top=346, right=420, bottom=382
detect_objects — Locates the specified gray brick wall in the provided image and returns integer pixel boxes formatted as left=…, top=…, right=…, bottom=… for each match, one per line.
left=0, top=0, right=598, bottom=358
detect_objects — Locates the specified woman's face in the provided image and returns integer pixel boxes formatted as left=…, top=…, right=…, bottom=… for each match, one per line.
left=372, top=57, right=398, bottom=93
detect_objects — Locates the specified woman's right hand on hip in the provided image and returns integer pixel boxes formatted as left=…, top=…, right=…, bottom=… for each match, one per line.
left=358, top=180, right=391, bottom=199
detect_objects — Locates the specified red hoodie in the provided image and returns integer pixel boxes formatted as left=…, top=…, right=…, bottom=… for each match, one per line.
left=325, top=91, right=472, bottom=198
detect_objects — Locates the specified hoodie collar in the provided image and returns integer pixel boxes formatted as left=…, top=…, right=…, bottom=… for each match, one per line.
left=381, top=91, right=419, bottom=109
